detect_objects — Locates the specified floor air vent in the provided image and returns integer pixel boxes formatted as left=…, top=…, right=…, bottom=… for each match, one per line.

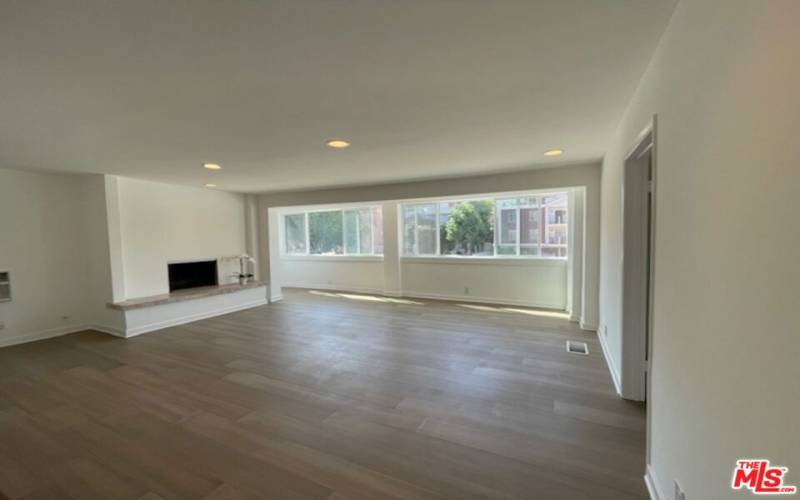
left=566, top=340, right=589, bottom=355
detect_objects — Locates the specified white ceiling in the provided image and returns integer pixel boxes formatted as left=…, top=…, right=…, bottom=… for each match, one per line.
left=0, top=0, right=676, bottom=193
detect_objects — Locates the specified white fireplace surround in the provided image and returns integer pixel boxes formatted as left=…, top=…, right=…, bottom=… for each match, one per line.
left=104, top=282, right=268, bottom=338
left=104, top=252, right=267, bottom=338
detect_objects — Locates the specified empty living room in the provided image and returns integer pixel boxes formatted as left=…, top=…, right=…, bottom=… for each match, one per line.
left=0, top=1, right=797, bottom=499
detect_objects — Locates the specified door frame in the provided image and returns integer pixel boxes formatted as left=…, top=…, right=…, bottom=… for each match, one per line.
left=620, top=115, right=658, bottom=402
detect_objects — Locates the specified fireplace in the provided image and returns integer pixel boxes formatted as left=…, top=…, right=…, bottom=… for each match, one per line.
left=168, top=260, right=218, bottom=292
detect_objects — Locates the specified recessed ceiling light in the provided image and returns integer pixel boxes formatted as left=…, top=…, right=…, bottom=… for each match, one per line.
left=326, top=139, right=350, bottom=149
left=204, top=183, right=217, bottom=188
left=203, top=163, right=222, bottom=170
left=544, top=149, right=564, bottom=157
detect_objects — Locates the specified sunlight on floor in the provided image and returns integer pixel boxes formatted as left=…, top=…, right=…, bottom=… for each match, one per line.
left=456, top=303, right=570, bottom=319
left=306, top=290, right=568, bottom=317
left=308, top=290, right=424, bottom=305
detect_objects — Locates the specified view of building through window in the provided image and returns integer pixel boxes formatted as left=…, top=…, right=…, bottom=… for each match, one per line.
left=404, top=201, right=496, bottom=257
left=283, top=192, right=568, bottom=259
left=403, top=192, right=568, bottom=258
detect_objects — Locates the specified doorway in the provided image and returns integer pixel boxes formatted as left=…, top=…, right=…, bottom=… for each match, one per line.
left=621, top=120, right=656, bottom=404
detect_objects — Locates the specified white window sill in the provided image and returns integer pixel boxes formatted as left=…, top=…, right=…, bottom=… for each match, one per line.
left=400, top=256, right=567, bottom=266
left=281, top=255, right=384, bottom=263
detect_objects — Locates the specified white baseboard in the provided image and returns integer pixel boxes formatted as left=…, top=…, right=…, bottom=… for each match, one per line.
left=579, top=321, right=598, bottom=331
left=0, top=322, right=143, bottom=348
left=597, top=327, right=622, bottom=397
left=88, top=324, right=126, bottom=338
left=124, top=298, right=267, bottom=337
left=644, top=465, right=663, bottom=500
left=269, top=293, right=283, bottom=302
left=0, top=323, right=90, bottom=348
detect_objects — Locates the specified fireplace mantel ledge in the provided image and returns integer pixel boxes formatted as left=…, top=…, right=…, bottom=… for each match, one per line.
left=107, top=281, right=267, bottom=311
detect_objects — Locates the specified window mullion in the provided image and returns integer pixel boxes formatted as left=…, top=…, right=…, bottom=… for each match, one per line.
left=516, top=207, right=521, bottom=256
left=414, top=206, right=419, bottom=255
left=343, top=210, right=350, bottom=256
left=369, top=208, right=374, bottom=255
left=353, top=210, right=359, bottom=256
left=540, top=198, right=545, bottom=254
left=493, top=203, right=498, bottom=256
left=435, top=204, right=441, bottom=256
left=367, top=208, right=371, bottom=255
left=304, top=213, right=310, bottom=255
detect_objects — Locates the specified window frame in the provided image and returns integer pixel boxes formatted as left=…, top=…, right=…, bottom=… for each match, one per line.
left=282, top=205, right=384, bottom=258
left=402, top=203, right=441, bottom=256
left=400, top=191, right=569, bottom=260
left=283, top=212, right=308, bottom=255
left=343, top=206, right=376, bottom=256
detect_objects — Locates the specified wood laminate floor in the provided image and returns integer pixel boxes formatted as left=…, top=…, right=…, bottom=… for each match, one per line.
left=0, top=289, right=646, bottom=500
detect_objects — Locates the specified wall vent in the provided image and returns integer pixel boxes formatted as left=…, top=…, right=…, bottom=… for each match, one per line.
left=0, top=270, right=10, bottom=302
left=566, top=340, right=589, bottom=355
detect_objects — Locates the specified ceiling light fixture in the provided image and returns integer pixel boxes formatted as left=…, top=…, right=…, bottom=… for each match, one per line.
left=203, top=163, right=222, bottom=170
left=326, top=139, right=350, bottom=149
left=544, top=149, right=564, bottom=157
left=204, top=183, right=217, bottom=188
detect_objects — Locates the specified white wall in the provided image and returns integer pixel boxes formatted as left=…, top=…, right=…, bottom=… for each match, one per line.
left=402, top=258, right=566, bottom=309
left=0, top=169, right=91, bottom=345
left=260, top=163, right=600, bottom=318
left=599, top=0, right=800, bottom=497
left=279, top=258, right=385, bottom=295
left=274, top=255, right=567, bottom=310
left=116, top=177, right=248, bottom=299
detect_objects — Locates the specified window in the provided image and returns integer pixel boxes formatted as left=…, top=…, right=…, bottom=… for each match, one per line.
left=402, top=191, right=568, bottom=259
left=404, top=200, right=495, bottom=256
left=402, top=204, right=441, bottom=255
left=371, top=207, right=384, bottom=254
left=405, top=198, right=498, bottom=256
left=497, top=205, right=517, bottom=255
left=440, top=200, right=494, bottom=256
left=285, top=214, right=306, bottom=254
left=284, top=206, right=383, bottom=256
left=308, top=211, right=343, bottom=255
left=540, top=193, right=568, bottom=257
left=343, top=207, right=378, bottom=255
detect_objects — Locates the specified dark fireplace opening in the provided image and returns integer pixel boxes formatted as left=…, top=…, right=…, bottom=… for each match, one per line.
left=168, top=260, right=218, bottom=292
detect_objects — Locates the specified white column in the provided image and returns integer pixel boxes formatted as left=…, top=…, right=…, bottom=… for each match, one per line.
left=568, top=188, right=585, bottom=323
left=267, top=207, right=284, bottom=302
left=382, top=201, right=402, bottom=296
left=103, top=175, right=127, bottom=302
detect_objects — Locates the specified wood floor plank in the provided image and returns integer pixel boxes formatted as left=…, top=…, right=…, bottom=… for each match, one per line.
left=0, top=288, right=647, bottom=499
left=184, top=411, right=446, bottom=500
